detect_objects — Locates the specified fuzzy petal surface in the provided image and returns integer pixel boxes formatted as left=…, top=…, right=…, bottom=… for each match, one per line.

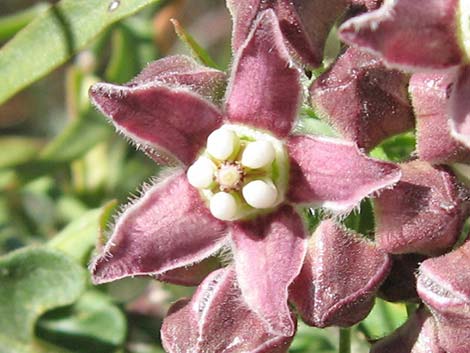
left=374, top=161, right=464, bottom=255
left=310, top=47, right=414, bottom=150
left=410, top=71, right=470, bottom=164
left=91, top=172, right=227, bottom=284
left=450, top=65, right=470, bottom=148
left=89, top=82, right=223, bottom=165
left=130, top=55, right=227, bottom=101
left=228, top=0, right=347, bottom=68
left=231, top=205, right=307, bottom=336
left=161, top=267, right=295, bottom=353
left=370, top=307, right=444, bottom=353
left=417, top=241, right=470, bottom=353
left=287, top=135, right=400, bottom=211
left=225, top=9, right=301, bottom=138
left=154, top=257, right=221, bottom=286
left=290, top=220, right=391, bottom=327
left=339, top=0, right=464, bottom=71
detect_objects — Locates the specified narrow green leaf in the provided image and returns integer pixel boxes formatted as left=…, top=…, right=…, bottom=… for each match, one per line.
left=39, top=110, right=112, bottom=163
left=0, top=247, right=86, bottom=343
left=0, top=3, right=49, bottom=42
left=171, top=19, right=220, bottom=69
left=0, top=137, right=43, bottom=169
left=37, top=291, right=127, bottom=353
left=0, top=0, right=162, bottom=105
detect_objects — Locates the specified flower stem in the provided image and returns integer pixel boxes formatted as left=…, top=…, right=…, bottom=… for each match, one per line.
left=339, top=327, right=351, bottom=353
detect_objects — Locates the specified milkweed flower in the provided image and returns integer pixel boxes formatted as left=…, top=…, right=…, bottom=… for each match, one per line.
left=89, top=9, right=400, bottom=336
left=338, top=0, right=470, bottom=148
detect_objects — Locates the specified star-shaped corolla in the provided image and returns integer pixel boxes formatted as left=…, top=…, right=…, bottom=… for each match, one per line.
left=227, top=0, right=349, bottom=68
left=339, top=0, right=470, bottom=148
left=89, top=10, right=400, bottom=336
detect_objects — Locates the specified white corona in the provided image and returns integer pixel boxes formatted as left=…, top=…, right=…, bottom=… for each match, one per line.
left=241, top=140, right=276, bottom=169
left=210, top=192, right=238, bottom=221
left=242, top=180, right=278, bottom=209
left=187, top=157, right=216, bottom=189
left=207, top=128, right=238, bottom=160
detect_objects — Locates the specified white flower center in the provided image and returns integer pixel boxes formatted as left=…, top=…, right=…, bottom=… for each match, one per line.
left=187, top=125, right=289, bottom=221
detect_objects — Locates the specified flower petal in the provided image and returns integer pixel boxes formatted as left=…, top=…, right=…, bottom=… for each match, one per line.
left=161, top=267, right=295, bottom=353
left=417, top=241, right=470, bottom=353
left=339, top=0, right=464, bottom=71
left=370, top=307, right=444, bottom=353
left=378, top=254, right=427, bottom=303
left=410, top=71, right=470, bottom=164
left=91, top=172, right=228, bottom=284
left=228, top=1, right=347, bottom=68
left=225, top=9, right=302, bottom=138
left=287, top=135, right=400, bottom=211
left=130, top=55, right=227, bottom=101
left=310, top=47, right=414, bottom=150
left=449, top=65, right=470, bottom=148
left=374, top=161, right=464, bottom=255
left=89, top=81, right=223, bottom=166
left=289, top=220, right=391, bottom=327
left=155, top=256, right=221, bottom=286
left=274, top=0, right=348, bottom=68
left=231, top=205, right=307, bottom=336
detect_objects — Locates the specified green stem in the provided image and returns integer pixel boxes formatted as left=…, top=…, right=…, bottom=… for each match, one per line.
left=406, top=303, right=416, bottom=317
left=339, top=327, right=351, bottom=353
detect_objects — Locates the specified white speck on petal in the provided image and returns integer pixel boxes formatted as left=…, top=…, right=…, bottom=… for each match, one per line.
left=210, top=192, right=238, bottom=221
left=242, top=180, right=278, bottom=209
left=241, top=140, right=275, bottom=169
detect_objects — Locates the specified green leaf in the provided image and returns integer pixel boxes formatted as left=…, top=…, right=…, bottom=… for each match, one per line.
left=37, top=291, right=127, bottom=353
left=369, top=131, right=416, bottom=162
left=0, top=137, right=43, bottom=169
left=171, top=19, right=220, bottom=69
left=0, top=247, right=86, bottom=343
left=49, top=201, right=117, bottom=265
left=0, top=335, right=72, bottom=353
left=295, top=107, right=339, bottom=138
left=0, top=0, right=163, bottom=105
left=358, top=298, right=407, bottom=340
left=39, top=110, right=112, bottom=163
left=290, top=321, right=336, bottom=353
left=0, top=3, right=49, bottom=42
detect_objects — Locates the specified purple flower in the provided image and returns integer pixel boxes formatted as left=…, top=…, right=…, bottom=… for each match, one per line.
left=338, top=0, right=470, bottom=149
left=310, top=46, right=415, bottom=151
left=161, top=266, right=295, bottom=353
left=228, top=0, right=349, bottom=68
left=89, top=10, right=400, bottom=336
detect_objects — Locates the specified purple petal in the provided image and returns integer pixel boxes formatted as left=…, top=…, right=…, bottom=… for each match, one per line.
left=310, top=47, right=414, bottom=150
left=274, top=0, right=348, bottom=68
left=91, top=172, right=228, bottom=284
left=155, top=257, right=221, bottom=286
left=225, top=9, right=302, bottom=138
left=89, top=81, right=223, bottom=166
left=378, top=254, right=427, bottom=303
left=410, top=71, right=470, bottom=164
left=449, top=65, right=470, bottom=148
left=130, top=55, right=227, bottom=101
left=417, top=241, right=470, bottom=353
left=226, top=0, right=260, bottom=52
left=231, top=205, right=307, bottom=336
left=161, top=267, right=295, bottom=353
left=370, top=307, right=444, bottom=353
left=287, top=135, right=401, bottom=212
left=339, top=0, right=464, bottom=71
left=289, top=220, right=391, bottom=327
left=374, top=161, right=464, bottom=255
left=228, top=1, right=348, bottom=68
